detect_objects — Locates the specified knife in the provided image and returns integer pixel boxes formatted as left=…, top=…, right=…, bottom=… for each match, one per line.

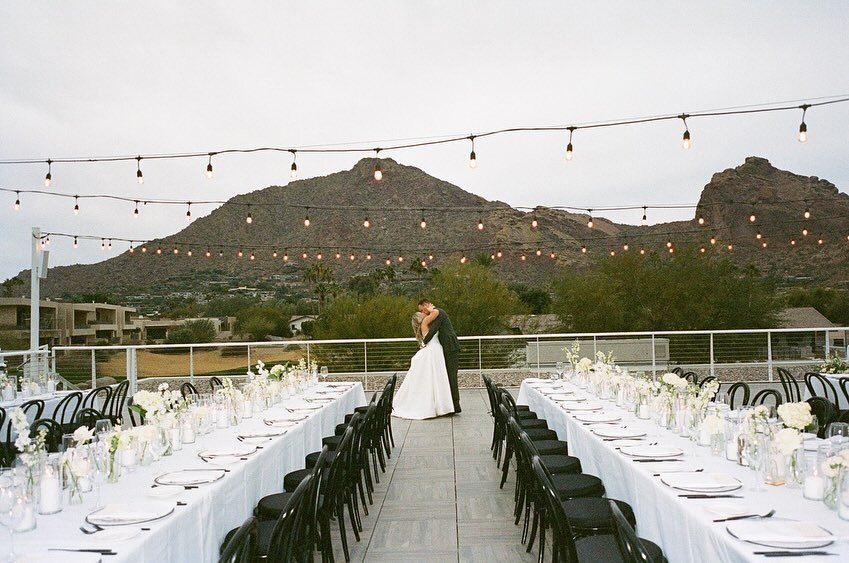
left=49, top=548, right=117, bottom=554
left=755, top=551, right=837, bottom=557
left=633, top=458, right=683, bottom=463
left=679, top=494, right=743, bottom=499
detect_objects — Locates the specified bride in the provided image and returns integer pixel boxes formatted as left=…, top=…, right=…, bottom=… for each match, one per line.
left=392, top=307, right=455, bottom=419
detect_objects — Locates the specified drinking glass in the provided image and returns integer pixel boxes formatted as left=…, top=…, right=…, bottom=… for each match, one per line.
left=95, top=419, right=113, bottom=437
left=555, top=362, right=564, bottom=381
left=825, top=422, right=849, bottom=444
left=746, top=433, right=764, bottom=491
left=713, top=392, right=729, bottom=408
left=0, top=470, right=15, bottom=560
left=320, top=366, right=328, bottom=384
left=89, top=446, right=106, bottom=510
left=61, top=433, right=76, bottom=453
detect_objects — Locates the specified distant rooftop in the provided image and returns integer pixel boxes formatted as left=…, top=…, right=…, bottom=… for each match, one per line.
left=778, top=306, right=835, bottom=329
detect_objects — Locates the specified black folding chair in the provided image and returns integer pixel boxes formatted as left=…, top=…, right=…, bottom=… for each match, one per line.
left=210, top=376, right=223, bottom=392
left=75, top=407, right=105, bottom=430
left=218, top=516, right=257, bottom=563
left=30, top=418, right=64, bottom=452
left=180, top=381, right=199, bottom=398
left=108, top=380, right=129, bottom=424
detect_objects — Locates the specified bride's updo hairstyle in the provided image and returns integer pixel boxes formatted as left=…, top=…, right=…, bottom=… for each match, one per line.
left=411, top=312, right=424, bottom=344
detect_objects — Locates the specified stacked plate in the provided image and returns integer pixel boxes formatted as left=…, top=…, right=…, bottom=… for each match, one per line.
left=239, top=429, right=287, bottom=442
left=198, top=444, right=258, bottom=463
left=619, top=445, right=683, bottom=459
left=726, top=519, right=834, bottom=549
left=155, top=468, right=227, bottom=487
left=661, top=472, right=742, bottom=493
left=548, top=393, right=576, bottom=401
left=574, top=412, right=621, bottom=423
left=592, top=427, right=646, bottom=439
left=560, top=401, right=603, bottom=412
left=86, top=501, right=174, bottom=527
left=264, top=414, right=308, bottom=426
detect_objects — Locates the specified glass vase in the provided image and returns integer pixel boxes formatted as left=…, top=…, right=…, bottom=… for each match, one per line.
left=785, top=447, right=806, bottom=489
left=762, top=441, right=786, bottom=486
left=824, top=476, right=839, bottom=510
left=838, top=469, right=849, bottom=520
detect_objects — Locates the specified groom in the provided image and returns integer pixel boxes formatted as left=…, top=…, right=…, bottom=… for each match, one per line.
left=418, top=299, right=461, bottom=414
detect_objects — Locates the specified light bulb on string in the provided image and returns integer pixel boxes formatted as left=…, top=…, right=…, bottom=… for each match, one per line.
left=699, top=247, right=706, bottom=253
left=460, top=254, right=468, bottom=264
left=818, top=238, right=824, bottom=245
left=531, top=214, right=538, bottom=229
left=218, top=249, right=223, bottom=258
left=397, top=256, right=404, bottom=263
left=73, top=196, right=80, bottom=215
left=581, top=246, right=587, bottom=254
left=802, top=228, right=809, bottom=236
left=250, top=250, right=256, bottom=261
left=641, top=207, right=647, bottom=227
left=697, top=210, right=705, bottom=225
left=565, top=127, right=575, bottom=161
left=272, top=250, right=278, bottom=258
left=385, top=258, right=391, bottom=266
left=727, top=244, right=734, bottom=251
left=521, top=254, right=527, bottom=261
left=756, top=230, right=762, bottom=240
left=535, top=249, right=542, bottom=256
left=468, top=136, right=477, bottom=168
left=304, top=208, right=310, bottom=227
left=205, top=249, right=211, bottom=257
left=761, top=241, right=767, bottom=248
left=246, top=205, right=253, bottom=224
left=136, top=156, right=144, bottom=184
left=302, top=252, right=308, bottom=259
left=477, top=217, right=484, bottom=231
left=108, top=239, right=113, bottom=249
left=350, top=253, right=356, bottom=261
left=680, top=114, right=691, bottom=149
left=623, top=242, right=629, bottom=251
left=316, top=253, right=323, bottom=260
left=609, top=250, right=616, bottom=257
left=335, top=251, right=341, bottom=260
left=129, top=244, right=134, bottom=253
left=206, top=154, right=214, bottom=179
left=73, top=236, right=78, bottom=249
left=639, top=248, right=646, bottom=255
left=496, top=250, right=502, bottom=258
left=366, top=253, right=372, bottom=261
left=373, top=149, right=383, bottom=181
left=283, top=250, right=289, bottom=262
left=100, top=239, right=105, bottom=250
left=133, top=201, right=140, bottom=218
left=173, top=247, right=178, bottom=255
left=804, top=207, right=811, bottom=219
left=666, top=240, right=673, bottom=249
left=186, top=202, right=192, bottom=222
left=363, top=216, right=370, bottom=229
left=187, top=249, right=193, bottom=257
left=798, top=104, right=809, bottom=142
left=749, top=208, right=756, bottom=223
left=141, top=246, right=148, bottom=253
left=550, top=252, right=556, bottom=259
left=44, top=159, right=52, bottom=187
left=420, top=211, right=427, bottom=229
left=421, top=260, right=427, bottom=268
left=790, top=239, right=796, bottom=246
left=427, top=253, right=433, bottom=261
left=237, top=249, right=243, bottom=257
left=710, top=235, right=717, bottom=245
left=289, top=150, right=298, bottom=180
left=668, top=247, right=674, bottom=254
left=587, top=210, right=593, bottom=229
left=14, top=191, right=20, bottom=211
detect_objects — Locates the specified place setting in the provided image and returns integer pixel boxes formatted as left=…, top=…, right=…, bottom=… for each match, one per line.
left=559, top=400, right=604, bottom=412
left=238, top=429, right=288, bottom=443
left=618, top=444, right=685, bottom=463
left=726, top=518, right=838, bottom=556
left=154, top=468, right=228, bottom=487
left=592, top=426, right=647, bottom=440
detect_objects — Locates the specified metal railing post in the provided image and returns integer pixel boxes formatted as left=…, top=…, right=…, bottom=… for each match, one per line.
left=90, top=349, right=97, bottom=389
left=50, top=348, right=56, bottom=374
left=824, top=329, right=830, bottom=359
left=363, top=342, right=368, bottom=390
left=478, top=337, right=483, bottom=377
left=709, top=332, right=715, bottom=379
left=593, top=336, right=598, bottom=357
left=535, top=336, right=541, bottom=375
left=306, top=343, right=310, bottom=367
left=651, top=335, right=657, bottom=377
left=247, top=345, right=251, bottom=371
left=189, top=346, right=194, bottom=384
left=129, top=348, right=138, bottom=394
left=767, top=331, right=774, bottom=382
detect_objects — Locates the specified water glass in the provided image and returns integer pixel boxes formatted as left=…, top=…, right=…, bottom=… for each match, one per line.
left=95, top=419, right=113, bottom=438
left=825, top=422, right=849, bottom=444
left=320, top=366, right=328, bottom=383
left=713, top=392, right=729, bottom=408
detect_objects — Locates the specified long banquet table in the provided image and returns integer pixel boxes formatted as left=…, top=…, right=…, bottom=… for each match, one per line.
left=13, top=382, right=367, bottom=562
left=517, top=380, right=849, bottom=563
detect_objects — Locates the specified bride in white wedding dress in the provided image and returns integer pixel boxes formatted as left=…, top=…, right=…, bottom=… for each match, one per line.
left=392, top=308, right=455, bottom=419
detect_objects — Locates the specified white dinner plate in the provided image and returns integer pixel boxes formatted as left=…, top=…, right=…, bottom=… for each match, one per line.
left=144, top=485, right=184, bottom=499
left=154, top=468, right=227, bottom=486
left=548, top=393, right=577, bottom=401
left=619, top=445, right=684, bottom=459
left=660, top=472, right=742, bottom=493
left=86, top=526, right=142, bottom=544
left=86, top=501, right=174, bottom=527
left=560, top=401, right=603, bottom=411
left=591, top=427, right=647, bottom=439
left=574, top=413, right=621, bottom=423
left=726, top=519, right=834, bottom=549
left=265, top=414, right=308, bottom=424
left=198, top=444, right=257, bottom=458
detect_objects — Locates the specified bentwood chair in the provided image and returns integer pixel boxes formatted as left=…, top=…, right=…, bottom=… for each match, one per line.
left=108, top=380, right=129, bottom=424
left=682, top=371, right=698, bottom=385
left=4, top=399, right=44, bottom=459
left=610, top=500, right=668, bottom=562
left=839, top=378, right=849, bottom=409
left=74, top=407, right=104, bottom=430
left=209, top=377, right=224, bottom=392
left=805, top=373, right=840, bottom=405
left=218, top=516, right=257, bottom=563
left=82, top=385, right=112, bottom=413
left=180, top=381, right=199, bottom=398
left=726, top=382, right=750, bottom=409
left=51, top=391, right=83, bottom=433
left=30, top=418, right=63, bottom=452
left=806, top=397, right=839, bottom=437
left=750, top=389, right=783, bottom=407
left=777, top=367, right=803, bottom=403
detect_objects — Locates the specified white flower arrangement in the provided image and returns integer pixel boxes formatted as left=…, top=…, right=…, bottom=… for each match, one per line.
left=562, top=340, right=581, bottom=367
left=700, top=413, right=725, bottom=435
left=10, top=407, right=47, bottom=465
left=777, top=402, right=814, bottom=431
left=576, top=357, right=593, bottom=374
left=818, top=353, right=849, bottom=375
left=0, top=372, right=9, bottom=387
left=773, top=427, right=803, bottom=455
left=822, top=449, right=849, bottom=478
left=72, top=425, right=95, bottom=445
left=131, top=389, right=167, bottom=419
left=660, top=372, right=689, bottom=394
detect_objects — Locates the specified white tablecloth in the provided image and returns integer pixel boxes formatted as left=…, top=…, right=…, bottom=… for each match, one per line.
left=13, top=382, right=367, bottom=563
left=518, top=380, right=849, bottom=563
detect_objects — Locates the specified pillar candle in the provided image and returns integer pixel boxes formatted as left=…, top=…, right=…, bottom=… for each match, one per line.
left=803, top=475, right=825, bottom=500
left=39, top=471, right=62, bottom=514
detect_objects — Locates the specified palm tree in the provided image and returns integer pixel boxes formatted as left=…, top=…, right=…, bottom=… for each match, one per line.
left=302, top=263, right=335, bottom=312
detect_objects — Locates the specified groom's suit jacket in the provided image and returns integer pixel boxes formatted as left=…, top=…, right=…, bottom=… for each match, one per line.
left=422, top=308, right=460, bottom=353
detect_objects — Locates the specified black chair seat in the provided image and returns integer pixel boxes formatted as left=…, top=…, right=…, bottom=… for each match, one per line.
left=283, top=468, right=310, bottom=492
left=540, top=454, right=582, bottom=474
left=519, top=418, right=549, bottom=430
left=255, top=491, right=294, bottom=520
left=523, top=427, right=559, bottom=441
left=562, top=498, right=636, bottom=531
left=516, top=410, right=539, bottom=420
left=575, top=533, right=664, bottom=563
left=223, top=519, right=274, bottom=554
left=531, top=439, right=569, bottom=456
left=551, top=472, right=605, bottom=499
left=335, top=422, right=348, bottom=435
left=515, top=404, right=530, bottom=412
left=305, top=449, right=337, bottom=469
left=322, top=435, right=343, bottom=450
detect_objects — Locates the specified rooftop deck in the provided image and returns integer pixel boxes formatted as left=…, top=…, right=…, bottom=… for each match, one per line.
left=335, top=388, right=534, bottom=562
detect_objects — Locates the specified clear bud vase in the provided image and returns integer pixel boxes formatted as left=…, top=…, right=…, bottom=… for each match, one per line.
left=837, top=469, right=849, bottom=520
left=785, top=447, right=806, bottom=489
left=762, top=441, right=786, bottom=487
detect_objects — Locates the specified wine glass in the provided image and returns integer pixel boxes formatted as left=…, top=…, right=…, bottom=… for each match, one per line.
left=89, top=444, right=107, bottom=509
left=825, top=422, right=849, bottom=444
left=320, top=366, right=328, bottom=384
left=555, top=362, right=564, bottom=382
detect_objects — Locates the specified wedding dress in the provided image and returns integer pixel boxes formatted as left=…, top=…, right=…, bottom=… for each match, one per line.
left=392, top=331, right=455, bottom=419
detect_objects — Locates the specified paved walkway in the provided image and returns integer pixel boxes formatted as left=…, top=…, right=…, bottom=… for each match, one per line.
left=333, top=388, right=535, bottom=562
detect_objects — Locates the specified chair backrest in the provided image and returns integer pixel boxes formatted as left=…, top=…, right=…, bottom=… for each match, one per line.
left=698, top=375, right=717, bottom=388
left=806, top=396, right=839, bottom=437
left=682, top=371, right=698, bottom=384
left=670, top=367, right=683, bottom=375
left=5, top=400, right=45, bottom=448
left=726, top=382, right=750, bottom=409
left=209, top=376, right=223, bottom=392
left=609, top=499, right=656, bottom=562
left=267, top=473, right=314, bottom=562
left=482, top=375, right=498, bottom=415
left=530, top=456, right=580, bottom=563
left=82, top=385, right=112, bottom=411
left=805, top=372, right=839, bottom=405
left=75, top=407, right=104, bottom=430
left=218, top=516, right=257, bottom=563
left=499, top=389, right=519, bottom=418
left=51, top=391, right=83, bottom=426
left=180, top=382, right=198, bottom=399
left=30, top=418, right=63, bottom=452
left=750, top=389, right=783, bottom=407
left=839, top=378, right=849, bottom=410
left=126, top=397, right=143, bottom=426
left=0, top=406, right=6, bottom=465
left=777, top=368, right=802, bottom=403
left=108, top=380, right=129, bottom=423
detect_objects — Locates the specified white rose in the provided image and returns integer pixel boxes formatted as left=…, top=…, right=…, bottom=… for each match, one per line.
left=773, top=428, right=802, bottom=456
left=700, top=414, right=724, bottom=434
left=73, top=425, right=95, bottom=445
left=661, top=373, right=681, bottom=386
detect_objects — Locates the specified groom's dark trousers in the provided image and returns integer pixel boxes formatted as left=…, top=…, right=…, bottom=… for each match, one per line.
left=422, top=308, right=462, bottom=413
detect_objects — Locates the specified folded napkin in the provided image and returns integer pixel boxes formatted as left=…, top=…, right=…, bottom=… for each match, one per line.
left=727, top=520, right=831, bottom=544
left=592, top=427, right=645, bottom=439
left=156, top=469, right=223, bottom=485
left=703, top=502, right=756, bottom=519
left=662, top=472, right=740, bottom=490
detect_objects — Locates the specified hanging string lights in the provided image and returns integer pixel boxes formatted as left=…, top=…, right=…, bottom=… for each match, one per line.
left=73, top=195, right=80, bottom=215
left=136, top=156, right=144, bottom=184
left=290, top=150, right=298, bottom=180
left=44, top=159, right=52, bottom=187
left=206, top=154, right=214, bottom=179
left=679, top=114, right=692, bottom=150
left=373, top=149, right=383, bottom=181
left=587, top=210, right=593, bottom=229
left=798, top=104, right=810, bottom=142
left=565, top=127, right=575, bottom=161
left=641, top=207, right=648, bottom=226
left=186, top=202, right=192, bottom=222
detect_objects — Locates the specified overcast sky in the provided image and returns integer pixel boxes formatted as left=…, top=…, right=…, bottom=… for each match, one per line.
left=1, top=2, right=848, bottom=281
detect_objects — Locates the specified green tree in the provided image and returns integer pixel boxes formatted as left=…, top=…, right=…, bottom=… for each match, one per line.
left=165, top=319, right=217, bottom=344
left=1, top=277, right=23, bottom=297
left=347, top=274, right=379, bottom=296
left=302, top=263, right=336, bottom=312
left=510, top=283, right=552, bottom=314
left=234, top=305, right=293, bottom=340
left=424, top=263, right=526, bottom=336
left=550, top=249, right=781, bottom=332
left=205, top=295, right=257, bottom=317
left=785, top=287, right=849, bottom=326
left=313, top=294, right=417, bottom=340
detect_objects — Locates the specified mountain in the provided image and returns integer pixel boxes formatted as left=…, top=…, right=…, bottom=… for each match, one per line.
left=11, top=156, right=849, bottom=298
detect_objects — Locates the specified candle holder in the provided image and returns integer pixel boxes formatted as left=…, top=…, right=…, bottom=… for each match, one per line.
left=38, top=455, right=63, bottom=515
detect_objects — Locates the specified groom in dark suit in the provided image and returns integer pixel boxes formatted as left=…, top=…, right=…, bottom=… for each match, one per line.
left=419, top=299, right=461, bottom=414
